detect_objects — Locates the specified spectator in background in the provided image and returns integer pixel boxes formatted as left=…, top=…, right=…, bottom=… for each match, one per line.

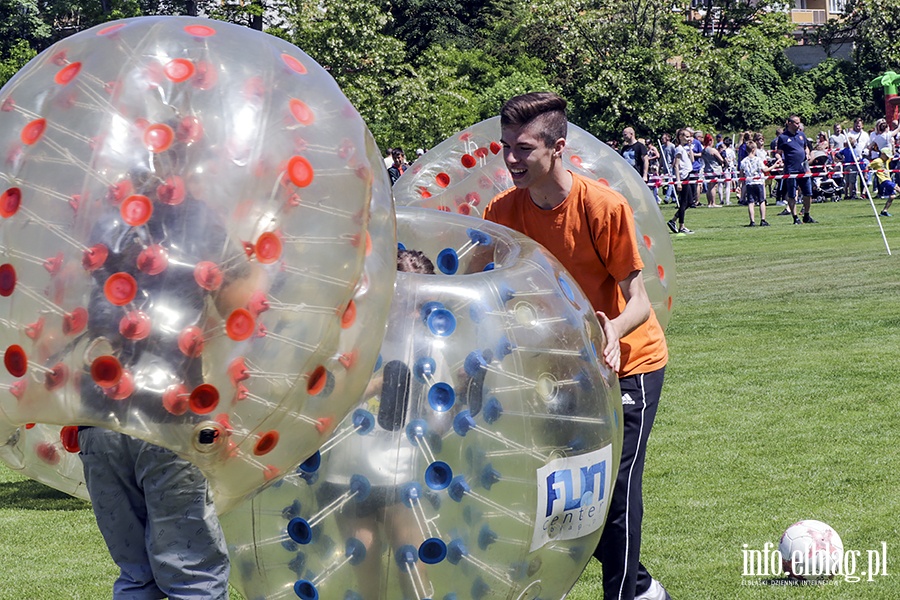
left=691, top=130, right=704, bottom=201
left=387, top=148, right=409, bottom=185
left=721, top=137, right=737, bottom=206
left=660, top=133, right=677, bottom=204
left=621, top=127, right=649, bottom=182
left=846, top=118, right=870, bottom=160
left=829, top=123, right=847, bottom=152
left=669, top=128, right=696, bottom=234
left=740, top=140, right=782, bottom=227
left=840, top=137, right=860, bottom=199
left=870, top=118, right=899, bottom=155
left=384, top=147, right=395, bottom=169
left=868, top=146, right=895, bottom=216
left=701, top=133, right=725, bottom=207
left=775, top=114, right=817, bottom=225
left=815, top=131, right=829, bottom=151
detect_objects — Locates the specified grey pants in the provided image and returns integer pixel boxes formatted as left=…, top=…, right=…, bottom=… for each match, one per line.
left=79, top=428, right=229, bottom=599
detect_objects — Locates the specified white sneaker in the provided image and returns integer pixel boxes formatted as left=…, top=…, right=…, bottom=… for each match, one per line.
left=635, top=578, right=672, bottom=600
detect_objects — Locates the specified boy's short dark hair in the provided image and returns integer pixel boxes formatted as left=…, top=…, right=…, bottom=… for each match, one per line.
left=500, top=92, right=568, bottom=148
left=397, top=249, right=434, bottom=274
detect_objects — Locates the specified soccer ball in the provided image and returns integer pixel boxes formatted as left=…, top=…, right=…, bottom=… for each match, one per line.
left=779, top=519, right=844, bottom=580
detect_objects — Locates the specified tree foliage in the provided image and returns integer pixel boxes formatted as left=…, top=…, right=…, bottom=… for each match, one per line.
left=0, top=0, right=891, bottom=150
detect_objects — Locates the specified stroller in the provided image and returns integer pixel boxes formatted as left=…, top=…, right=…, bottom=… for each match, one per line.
left=809, top=151, right=842, bottom=202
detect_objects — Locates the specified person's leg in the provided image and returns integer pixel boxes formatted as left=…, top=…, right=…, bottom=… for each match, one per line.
left=136, top=439, right=230, bottom=599
left=594, top=368, right=666, bottom=600
left=79, top=428, right=166, bottom=600
left=759, top=197, right=767, bottom=222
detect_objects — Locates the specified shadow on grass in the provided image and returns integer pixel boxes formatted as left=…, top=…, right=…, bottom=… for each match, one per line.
left=0, top=479, right=90, bottom=511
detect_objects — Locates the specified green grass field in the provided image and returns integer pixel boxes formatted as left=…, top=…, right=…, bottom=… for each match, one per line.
left=1, top=197, right=898, bottom=599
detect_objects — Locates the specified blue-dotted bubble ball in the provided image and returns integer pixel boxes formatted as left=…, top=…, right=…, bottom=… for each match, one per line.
left=0, top=16, right=395, bottom=512
left=223, top=207, right=622, bottom=600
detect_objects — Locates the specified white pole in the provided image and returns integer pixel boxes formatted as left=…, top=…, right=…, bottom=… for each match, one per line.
left=852, top=144, right=891, bottom=255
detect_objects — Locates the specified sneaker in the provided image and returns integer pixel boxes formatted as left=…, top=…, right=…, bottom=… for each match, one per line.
left=803, top=214, right=817, bottom=224
left=777, top=208, right=791, bottom=216
left=678, top=226, right=694, bottom=234
left=775, top=200, right=787, bottom=206
left=793, top=217, right=802, bottom=225
left=667, top=219, right=678, bottom=234
left=636, top=578, right=672, bottom=600
left=881, top=210, right=892, bottom=217
left=760, top=219, right=770, bottom=227
left=744, top=221, right=755, bottom=227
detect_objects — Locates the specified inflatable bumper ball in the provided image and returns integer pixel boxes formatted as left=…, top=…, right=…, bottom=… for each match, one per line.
left=223, top=206, right=622, bottom=600
left=0, top=16, right=395, bottom=511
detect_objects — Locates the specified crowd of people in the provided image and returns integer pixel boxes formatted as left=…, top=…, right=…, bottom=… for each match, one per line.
left=615, top=116, right=900, bottom=232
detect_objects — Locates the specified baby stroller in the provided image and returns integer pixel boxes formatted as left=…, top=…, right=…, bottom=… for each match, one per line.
left=809, top=151, right=841, bottom=202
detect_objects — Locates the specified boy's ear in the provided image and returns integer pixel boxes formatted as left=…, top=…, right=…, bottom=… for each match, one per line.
left=553, top=137, right=566, bottom=159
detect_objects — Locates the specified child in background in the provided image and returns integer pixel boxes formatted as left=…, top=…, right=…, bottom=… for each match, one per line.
left=868, top=147, right=895, bottom=216
left=840, top=137, right=860, bottom=199
left=648, top=163, right=662, bottom=204
left=740, top=140, right=782, bottom=227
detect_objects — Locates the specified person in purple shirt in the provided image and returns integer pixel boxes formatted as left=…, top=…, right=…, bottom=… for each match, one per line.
left=775, top=115, right=817, bottom=225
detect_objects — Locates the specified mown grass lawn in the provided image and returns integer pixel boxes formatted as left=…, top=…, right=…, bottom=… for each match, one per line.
left=1, top=198, right=898, bottom=599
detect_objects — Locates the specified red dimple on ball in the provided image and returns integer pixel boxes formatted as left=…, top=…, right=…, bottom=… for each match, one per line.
left=1, top=187, right=22, bottom=218
left=137, top=244, right=168, bottom=275
left=21, top=119, right=47, bottom=145
left=287, top=156, right=314, bottom=188
left=571, top=155, right=583, bottom=168
left=83, top=244, right=109, bottom=271
left=4, top=344, right=28, bottom=377
left=184, top=24, right=216, bottom=37
left=461, top=154, right=477, bottom=169
left=164, top=58, right=195, bottom=83
left=163, top=383, right=190, bottom=415
left=489, top=141, right=502, bottom=154
left=176, top=117, right=203, bottom=144
left=36, top=442, right=60, bottom=466
left=189, top=384, right=220, bottom=414
left=341, top=300, right=357, bottom=329
left=121, top=194, right=153, bottom=226
left=104, top=272, right=137, bottom=306
left=0, top=263, right=17, bottom=296
left=254, top=431, right=280, bottom=456
left=435, top=172, right=451, bottom=188
left=597, top=177, right=610, bottom=186
left=473, top=147, right=488, bottom=159
left=178, top=326, right=204, bottom=357
left=194, top=261, right=223, bottom=291
left=143, top=123, right=174, bottom=153
left=97, top=23, right=126, bottom=36
left=228, top=357, right=250, bottom=385
left=281, top=53, right=308, bottom=74
left=157, top=176, right=185, bottom=205
left=90, top=355, right=122, bottom=388
left=54, top=62, right=82, bottom=85
left=60, top=426, right=80, bottom=453
left=62, top=307, right=87, bottom=335
left=643, top=235, right=652, bottom=249
left=255, top=232, right=282, bottom=264
left=307, top=365, right=327, bottom=396
left=105, top=370, right=134, bottom=400
left=44, top=363, right=69, bottom=391
left=657, top=265, right=665, bottom=280
left=226, top=308, right=256, bottom=341
left=289, top=99, right=314, bottom=125
left=119, top=310, right=152, bottom=341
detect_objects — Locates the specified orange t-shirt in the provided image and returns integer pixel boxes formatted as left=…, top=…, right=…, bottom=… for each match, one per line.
left=483, top=172, right=668, bottom=377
